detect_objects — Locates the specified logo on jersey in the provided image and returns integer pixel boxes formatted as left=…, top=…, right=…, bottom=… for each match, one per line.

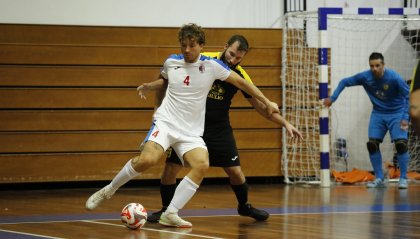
left=174, top=66, right=181, bottom=70
left=199, top=64, right=205, bottom=73
left=374, top=90, right=386, bottom=100
left=383, top=84, right=389, bottom=90
left=207, top=83, right=225, bottom=100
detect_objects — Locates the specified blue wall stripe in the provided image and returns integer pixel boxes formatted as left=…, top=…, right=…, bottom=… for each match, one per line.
left=320, top=152, right=330, bottom=169
left=318, top=48, right=328, bottom=65
left=318, top=7, right=343, bottom=30
left=319, top=82, right=329, bottom=99
left=389, top=8, right=404, bottom=15
left=319, top=117, right=329, bottom=135
left=358, top=8, right=373, bottom=15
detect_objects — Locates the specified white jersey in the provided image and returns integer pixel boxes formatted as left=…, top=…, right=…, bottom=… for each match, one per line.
left=154, top=54, right=231, bottom=136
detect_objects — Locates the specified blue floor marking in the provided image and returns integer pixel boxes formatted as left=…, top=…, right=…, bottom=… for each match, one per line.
left=1, top=204, right=420, bottom=224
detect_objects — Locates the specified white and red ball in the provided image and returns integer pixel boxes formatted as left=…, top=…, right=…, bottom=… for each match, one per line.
left=120, top=203, right=148, bottom=229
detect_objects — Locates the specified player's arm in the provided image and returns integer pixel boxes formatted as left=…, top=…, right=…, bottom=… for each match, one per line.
left=225, top=71, right=279, bottom=116
left=410, top=89, right=420, bottom=136
left=136, top=75, right=168, bottom=110
left=236, top=66, right=272, bottom=117
left=238, top=64, right=302, bottom=139
left=247, top=98, right=303, bottom=140
left=323, top=73, right=363, bottom=107
left=397, top=75, right=411, bottom=130
left=246, top=97, right=271, bottom=118
left=136, top=75, right=166, bottom=99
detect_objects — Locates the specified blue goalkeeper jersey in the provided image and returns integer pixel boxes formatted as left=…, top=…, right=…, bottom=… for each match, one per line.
left=330, top=68, right=410, bottom=120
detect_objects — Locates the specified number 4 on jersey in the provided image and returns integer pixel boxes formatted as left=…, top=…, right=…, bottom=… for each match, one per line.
left=184, top=76, right=190, bottom=86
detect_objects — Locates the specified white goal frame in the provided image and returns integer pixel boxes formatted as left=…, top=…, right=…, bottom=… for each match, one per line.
left=281, top=7, right=420, bottom=187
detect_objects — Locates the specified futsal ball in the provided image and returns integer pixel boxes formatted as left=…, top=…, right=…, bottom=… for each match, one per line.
left=121, top=203, right=148, bottom=229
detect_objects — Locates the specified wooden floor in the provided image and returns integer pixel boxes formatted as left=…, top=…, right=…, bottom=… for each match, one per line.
left=0, top=182, right=419, bottom=239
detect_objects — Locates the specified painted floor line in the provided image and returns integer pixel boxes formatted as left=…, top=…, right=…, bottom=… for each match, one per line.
left=82, top=220, right=224, bottom=239
left=0, top=229, right=65, bottom=239
left=1, top=204, right=420, bottom=225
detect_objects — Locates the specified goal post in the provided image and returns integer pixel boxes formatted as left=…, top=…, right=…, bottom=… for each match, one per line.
left=282, top=8, right=420, bottom=186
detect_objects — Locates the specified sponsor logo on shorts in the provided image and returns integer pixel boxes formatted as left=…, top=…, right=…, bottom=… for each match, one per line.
left=231, top=155, right=238, bottom=161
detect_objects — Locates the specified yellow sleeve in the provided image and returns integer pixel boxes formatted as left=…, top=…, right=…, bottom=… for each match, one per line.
left=236, top=65, right=254, bottom=85
left=202, top=52, right=253, bottom=85
left=410, top=61, right=420, bottom=92
left=202, top=52, right=219, bottom=58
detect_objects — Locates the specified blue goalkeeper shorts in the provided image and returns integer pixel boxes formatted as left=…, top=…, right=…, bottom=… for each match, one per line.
left=368, top=111, right=408, bottom=141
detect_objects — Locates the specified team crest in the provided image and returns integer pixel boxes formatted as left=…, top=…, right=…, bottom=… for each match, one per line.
left=211, top=83, right=225, bottom=95
left=207, top=83, right=225, bottom=100
left=199, top=64, right=205, bottom=73
left=383, top=84, right=389, bottom=90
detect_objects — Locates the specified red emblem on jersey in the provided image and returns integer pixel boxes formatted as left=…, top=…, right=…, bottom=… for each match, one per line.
left=199, top=64, right=205, bottom=73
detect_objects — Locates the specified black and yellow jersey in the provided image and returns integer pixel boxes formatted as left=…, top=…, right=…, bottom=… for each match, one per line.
left=412, top=60, right=420, bottom=92
left=202, top=52, right=253, bottom=127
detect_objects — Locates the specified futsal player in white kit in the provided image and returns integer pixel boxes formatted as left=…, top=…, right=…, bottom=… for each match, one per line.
left=85, top=23, right=279, bottom=228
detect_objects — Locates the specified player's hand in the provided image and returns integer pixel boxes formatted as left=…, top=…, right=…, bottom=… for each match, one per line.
left=266, top=101, right=280, bottom=116
left=137, top=83, right=152, bottom=99
left=400, top=119, right=409, bottom=131
left=270, top=101, right=279, bottom=110
left=285, top=122, right=303, bottom=142
left=322, top=98, right=333, bottom=107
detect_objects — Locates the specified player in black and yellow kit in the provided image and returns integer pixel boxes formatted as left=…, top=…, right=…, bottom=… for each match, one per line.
left=148, top=35, right=302, bottom=222
left=411, top=60, right=420, bottom=136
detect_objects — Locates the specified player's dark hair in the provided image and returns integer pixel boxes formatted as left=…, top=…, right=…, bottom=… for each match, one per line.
left=227, top=35, right=249, bottom=52
left=369, top=52, right=384, bottom=63
left=178, top=23, right=205, bottom=45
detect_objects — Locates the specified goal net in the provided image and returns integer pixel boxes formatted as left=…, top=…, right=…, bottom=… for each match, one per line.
left=282, top=10, right=420, bottom=184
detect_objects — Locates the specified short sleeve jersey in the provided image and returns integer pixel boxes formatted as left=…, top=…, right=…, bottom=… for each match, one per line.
left=202, top=52, right=254, bottom=126
left=154, top=54, right=231, bottom=136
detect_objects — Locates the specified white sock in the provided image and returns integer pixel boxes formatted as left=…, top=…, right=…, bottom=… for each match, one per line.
left=166, top=176, right=199, bottom=213
left=109, top=159, right=140, bottom=191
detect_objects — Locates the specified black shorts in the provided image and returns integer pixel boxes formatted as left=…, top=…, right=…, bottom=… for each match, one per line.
left=166, top=125, right=240, bottom=167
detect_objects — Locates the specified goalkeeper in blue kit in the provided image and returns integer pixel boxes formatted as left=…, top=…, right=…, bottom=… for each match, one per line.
left=323, top=52, right=410, bottom=189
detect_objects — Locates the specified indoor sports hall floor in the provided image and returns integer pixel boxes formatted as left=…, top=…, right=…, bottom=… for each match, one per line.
left=0, top=182, right=419, bottom=239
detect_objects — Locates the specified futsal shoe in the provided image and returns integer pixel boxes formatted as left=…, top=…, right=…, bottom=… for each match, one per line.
left=147, top=208, right=165, bottom=223
left=159, top=211, right=192, bottom=228
left=366, top=178, right=386, bottom=188
left=85, top=184, right=115, bottom=210
left=238, top=203, right=269, bottom=221
left=398, top=178, right=408, bottom=189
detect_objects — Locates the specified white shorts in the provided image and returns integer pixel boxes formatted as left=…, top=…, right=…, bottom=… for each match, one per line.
left=141, top=121, right=207, bottom=165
